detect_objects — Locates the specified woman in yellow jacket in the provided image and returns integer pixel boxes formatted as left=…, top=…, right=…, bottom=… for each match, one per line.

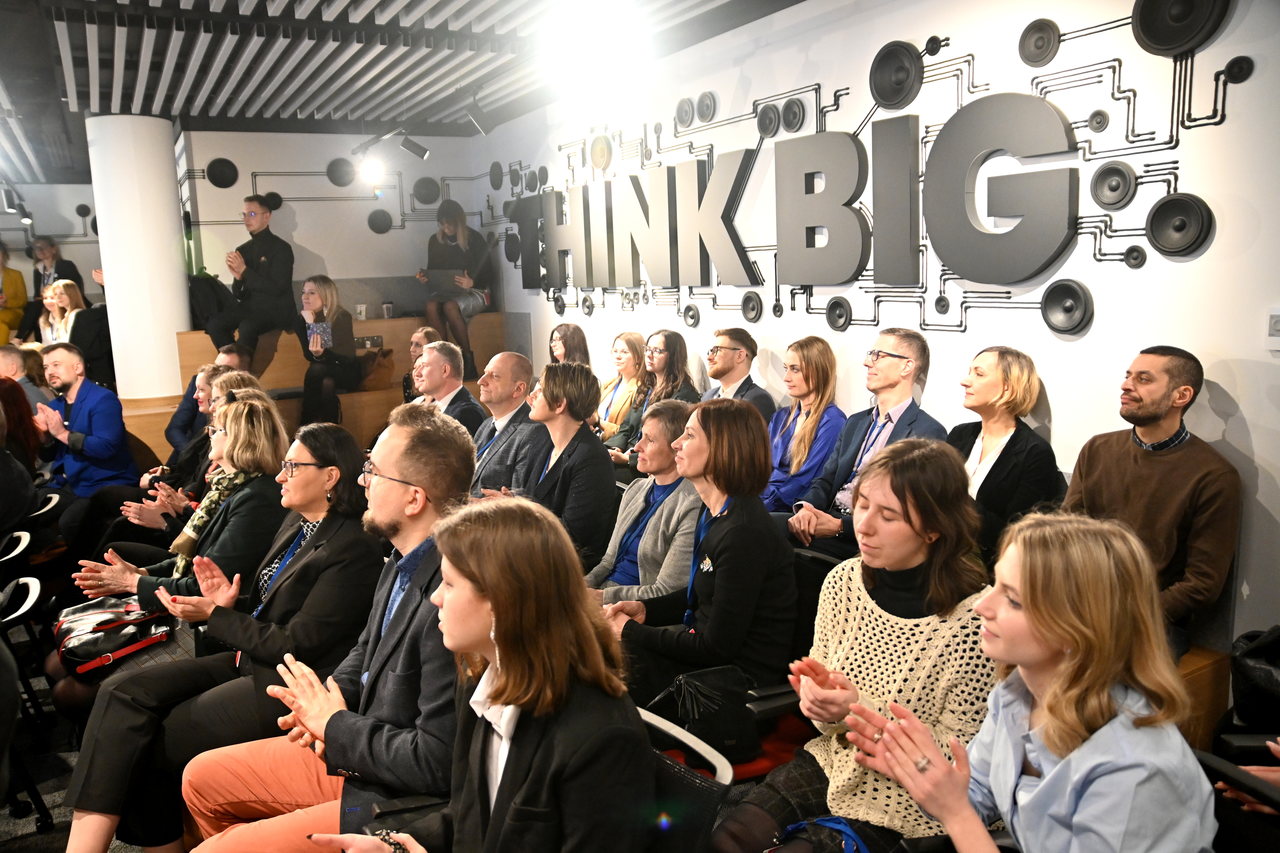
left=595, top=331, right=646, bottom=441
left=0, top=243, right=26, bottom=343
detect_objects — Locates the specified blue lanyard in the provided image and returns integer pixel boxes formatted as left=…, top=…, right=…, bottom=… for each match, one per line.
left=539, top=448, right=555, bottom=483
left=853, top=410, right=891, bottom=473
left=617, top=479, right=681, bottom=558
left=684, top=498, right=731, bottom=628
left=252, top=528, right=308, bottom=617
left=779, top=817, right=871, bottom=853
left=599, top=378, right=623, bottom=420
left=475, top=429, right=499, bottom=458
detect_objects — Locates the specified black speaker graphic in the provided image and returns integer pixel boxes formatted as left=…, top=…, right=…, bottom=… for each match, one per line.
left=781, top=97, right=806, bottom=133
left=741, top=292, right=763, bottom=324
left=206, top=157, right=239, bottom=188
left=367, top=210, right=393, bottom=235
left=1041, top=280, right=1094, bottom=334
left=756, top=103, right=781, bottom=138
left=696, top=91, right=718, bottom=123
left=869, top=41, right=923, bottom=110
left=1088, top=109, right=1110, bottom=133
left=1019, top=19, right=1060, bottom=67
left=327, top=159, right=355, bottom=187
left=524, top=171, right=538, bottom=193
left=1131, top=0, right=1229, bottom=57
left=580, top=294, right=594, bottom=317
left=1091, top=161, right=1138, bottom=211
left=675, top=97, right=695, bottom=128
left=537, top=165, right=549, bottom=188
left=1224, top=55, right=1254, bottom=84
left=488, top=161, right=503, bottom=190
left=412, top=178, right=441, bottom=206
left=825, top=297, right=852, bottom=332
left=1145, top=193, right=1214, bottom=257
left=682, top=304, right=700, bottom=328
left=504, top=232, right=522, bottom=264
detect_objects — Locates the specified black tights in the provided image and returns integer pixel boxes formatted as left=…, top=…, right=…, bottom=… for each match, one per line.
left=424, top=299, right=471, bottom=353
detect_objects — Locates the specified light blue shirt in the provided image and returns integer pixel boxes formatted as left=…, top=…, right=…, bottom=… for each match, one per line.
left=966, top=673, right=1215, bottom=852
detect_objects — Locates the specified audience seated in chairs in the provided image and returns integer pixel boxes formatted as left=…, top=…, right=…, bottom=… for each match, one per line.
left=165, top=344, right=250, bottom=462
left=37, top=279, right=84, bottom=344
left=607, top=330, right=701, bottom=480
left=762, top=336, right=846, bottom=512
left=586, top=399, right=702, bottom=604
left=0, top=406, right=37, bottom=536
left=548, top=321, right=591, bottom=366
left=845, top=513, right=1216, bottom=851
left=470, top=351, right=537, bottom=497
left=0, top=376, right=41, bottom=477
left=0, top=343, right=50, bottom=414
left=510, top=361, right=617, bottom=570
left=712, top=439, right=996, bottom=853
left=409, top=341, right=485, bottom=436
left=402, top=325, right=442, bottom=403
left=47, top=395, right=289, bottom=720
left=946, top=346, right=1064, bottom=567
left=596, top=332, right=646, bottom=441
left=1062, top=345, right=1241, bottom=660
left=0, top=241, right=26, bottom=343
left=62, top=424, right=383, bottom=853
left=308, top=498, right=655, bottom=853
left=605, top=398, right=797, bottom=706
left=701, top=327, right=776, bottom=422
left=17, top=235, right=83, bottom=341
left=785, top=328, right=946, bottom=563
left=180, top=402, right=472, bottom=847
left=295, top=275, right=361, bottom=425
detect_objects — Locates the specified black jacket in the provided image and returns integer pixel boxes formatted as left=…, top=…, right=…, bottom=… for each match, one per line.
left=231, top=227, right=295, bottom=325
left=408, top=678, right=654, bottom=853
left=443, top=385, right=487, bottom=437
left=516, top=423, right=618, bottom=569
left=947, top=419, right=1065, bottom=565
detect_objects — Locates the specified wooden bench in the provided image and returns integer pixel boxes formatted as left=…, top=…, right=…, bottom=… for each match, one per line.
left=1178, top=645, right=1230, bottom=751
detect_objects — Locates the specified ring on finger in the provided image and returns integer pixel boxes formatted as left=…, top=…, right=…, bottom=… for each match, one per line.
left=915, top=756, right=931, bottom=773
left=872, top=730, right=883, bottom=743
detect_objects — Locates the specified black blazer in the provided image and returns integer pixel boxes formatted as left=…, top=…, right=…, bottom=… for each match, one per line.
left=203, top=511, right=384, bottom=723
left=68, top=304, right=115, bottom=388
left=626, top=495, right=796, bottom=690
left=231, top=227, right=295, bottom=325
left=701, top=375, right=776, bottom=422
left=444, top=385, right=487, bottom=437
left=947, top=419, right=1065, bottom=565
left=515, top=423, right=618, bottom=569
left=801, top=400, right=948, bottom=540
left=408, top=678, right=654, bottom=853
left=470, top=403, right=537, bottom=496
left=134, top=475, right=288, bottom=609
left=325, top=543, right=458, bottom=832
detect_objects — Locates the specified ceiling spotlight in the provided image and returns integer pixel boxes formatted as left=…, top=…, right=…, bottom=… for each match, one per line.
left=358, top=156, right=386, bottom=184
left=466, top=94, right=495, bottom=136
left=17, top=203, right=32, bottom=225
left=400, top=136, right=430, bottom=161
left=351, top=126, right=404, bottom=158
left=1, top=187, right=17, bottom=214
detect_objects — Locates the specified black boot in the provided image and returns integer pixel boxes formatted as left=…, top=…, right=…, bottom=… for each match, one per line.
left=462, top=350, right=479, bottom=382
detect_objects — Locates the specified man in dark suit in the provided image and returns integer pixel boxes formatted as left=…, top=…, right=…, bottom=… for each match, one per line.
left=412, top=340, right=486, bottom=437
left=182, top=402, right=476, bottom=844
left=701, top=327, right=776, bottom=421
left=206, top=194, right=295, bottom=353
left=471, top=351, right=539, bottom=496
left=785, top=328, right=947, bottom=561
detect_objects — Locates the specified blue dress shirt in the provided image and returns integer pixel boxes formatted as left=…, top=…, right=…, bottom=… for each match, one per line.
left=762, top=402, right=846, bottom=512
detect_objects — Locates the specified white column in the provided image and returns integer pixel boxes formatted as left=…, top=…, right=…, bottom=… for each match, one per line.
left=85, top=115, right=189, bottom=399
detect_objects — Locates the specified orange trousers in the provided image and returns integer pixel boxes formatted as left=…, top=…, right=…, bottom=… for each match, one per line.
left=183, top=735, right=343, bottom=852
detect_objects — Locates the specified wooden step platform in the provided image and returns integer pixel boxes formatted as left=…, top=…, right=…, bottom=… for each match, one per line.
left=1177, top=645, right=1230, bottom=751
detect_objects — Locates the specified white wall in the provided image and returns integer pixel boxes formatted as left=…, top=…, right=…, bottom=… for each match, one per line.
left=451, top=0, right=1280, bottom=640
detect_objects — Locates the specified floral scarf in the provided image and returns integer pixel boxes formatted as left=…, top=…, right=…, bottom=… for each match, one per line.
left=169, top=468, right=256, bottom=577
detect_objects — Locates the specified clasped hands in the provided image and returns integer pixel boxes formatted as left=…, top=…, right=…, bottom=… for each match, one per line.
left=122, top=480, right=186, bottom=529
left=33, top=402, right=68, bottom=442
left=226, top=250, right=247, bottom=278
left=602, top=599, right=645, bottom=638
left=267, top=653, right=348, bottom=760
left=787, top=503, right=843, bottom=546
left=154, top=555, right=240, bottom=623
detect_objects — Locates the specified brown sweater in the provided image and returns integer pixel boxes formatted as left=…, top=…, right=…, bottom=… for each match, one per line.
left=1063, top=429, right=1241, bottom=622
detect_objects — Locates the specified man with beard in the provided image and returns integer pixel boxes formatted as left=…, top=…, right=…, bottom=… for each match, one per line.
left=701, top=327, right=776, bottom=421
left=1064, top=345, right=1241, bottom=658
left=181, top=403, right=472, bottom=848
left=35, top=343, right=137, bottom=507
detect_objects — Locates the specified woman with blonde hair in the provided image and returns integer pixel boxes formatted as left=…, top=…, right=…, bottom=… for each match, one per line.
left=37, top=280, right=82, bottom=343
left=596, top=331, right=646, bottom=440
left=606, top=329, right=700, bottom=467
left=309, top=498, right=654, bottom=853
left=420, top=198, right=493, bottom=380
left=0, top=241, right=26, bottom=343
left=946, top=346, right=1064, bottom=566
left=762, top=336, right=846, bottom=511
left=295, top=275, right=359, bottom=424
left=846, top=512, right=1214, bottom=852
left=402, top=325, right=443, bottom=402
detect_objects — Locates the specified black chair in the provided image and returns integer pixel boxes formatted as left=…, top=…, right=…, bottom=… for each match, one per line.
left=1197, top=748, right=1280, bottom=851
left=1, top=576, right=54, bottom=833
left=639, top=707, right=731, bottom=853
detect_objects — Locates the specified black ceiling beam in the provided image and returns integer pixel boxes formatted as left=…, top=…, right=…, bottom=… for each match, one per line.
left=652, top=0, right=810, bottom=57
left=175, top=114, right=478, bottom=137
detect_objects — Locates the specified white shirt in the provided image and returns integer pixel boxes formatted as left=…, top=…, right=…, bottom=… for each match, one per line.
left=468, top=667, right=522, bottom=810
left=433, top=383, right=463, bottom=412
left=964, top=429, right=1014, bottom=498
left=492, top=407, right=519, bottom=434
left=717, top=375, right=748, bottom=400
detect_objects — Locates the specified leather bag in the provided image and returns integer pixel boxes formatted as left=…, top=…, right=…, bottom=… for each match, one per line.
left=55, top=596, right=173, bottom=682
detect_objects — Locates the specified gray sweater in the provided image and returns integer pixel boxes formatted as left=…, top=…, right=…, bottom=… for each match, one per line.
left=585, top=477, right=702, bottom=604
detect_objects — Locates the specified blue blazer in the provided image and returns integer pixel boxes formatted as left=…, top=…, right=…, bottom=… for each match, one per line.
left=763, top=403, right=847, bottom=511
left=701, top=375, right=777, bottom=422
left=799, top=400, right=947, bottom=539
left=47, top=380, right=139, bottom=497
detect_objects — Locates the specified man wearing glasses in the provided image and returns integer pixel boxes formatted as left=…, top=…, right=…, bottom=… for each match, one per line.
left=205, top=194, right=296, bottom=354
left=784, top=328, right=946, bottom=561
left=701, top=327, right=776, bottom=421
left=182, top=403, right=472, bottom=846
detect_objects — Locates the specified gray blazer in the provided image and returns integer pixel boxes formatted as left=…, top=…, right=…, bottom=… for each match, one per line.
left=469, top=402, right=537, bottom=497
left=584, top=477, right=702, bottom=604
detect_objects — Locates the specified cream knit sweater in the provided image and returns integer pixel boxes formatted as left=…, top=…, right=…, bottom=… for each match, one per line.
left=803, top=558, right=996, bottom=838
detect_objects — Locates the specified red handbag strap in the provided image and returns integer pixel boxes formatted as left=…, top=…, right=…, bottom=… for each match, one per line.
left=73, top=630, right=171, bottom=675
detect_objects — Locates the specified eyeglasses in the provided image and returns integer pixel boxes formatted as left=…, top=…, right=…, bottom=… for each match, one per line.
left=204, top=425, right=225, bottom=436
left=865, top=349, right=909, bottom=364
left=361, top=460, right=421, bottom=490
left=280, top=460, right=325, bottom=479
left=241, top=211, right=261, bottom=219
left=644, top=346, right=667, bottom=356
left=707, top=346, right=743, bottom=357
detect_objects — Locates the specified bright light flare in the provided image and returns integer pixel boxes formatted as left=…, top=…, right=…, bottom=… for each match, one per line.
left=359, top=156, right=385, bottom=184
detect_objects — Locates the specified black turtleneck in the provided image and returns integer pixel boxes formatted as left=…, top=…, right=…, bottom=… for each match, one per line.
left=864, top=563, right=930, bottom=619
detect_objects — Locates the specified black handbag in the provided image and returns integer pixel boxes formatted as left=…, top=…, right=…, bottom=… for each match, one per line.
left=648, top=665, right=760, bottom=764
left=55, top=596, right=173, bottom=682
left=1231, top=625, right=1280, bottom=728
